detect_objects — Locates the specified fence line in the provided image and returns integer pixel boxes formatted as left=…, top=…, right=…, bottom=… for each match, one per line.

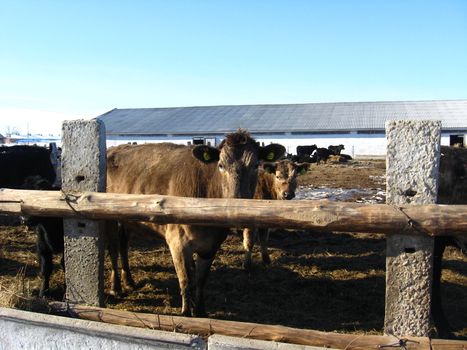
left=0, top=189, right=466, bottom=236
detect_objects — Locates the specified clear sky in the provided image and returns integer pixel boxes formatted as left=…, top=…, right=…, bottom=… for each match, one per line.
left=1, top=0, right=466, bottom=136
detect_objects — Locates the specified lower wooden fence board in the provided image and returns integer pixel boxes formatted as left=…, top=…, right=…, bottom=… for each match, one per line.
left=46, top=302, right=450, bottom=350
left=431, top=339, right=467, bottom=350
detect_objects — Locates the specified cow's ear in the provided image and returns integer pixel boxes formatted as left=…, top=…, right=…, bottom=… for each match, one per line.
left=262, top=162, right=277, bottom=174
left=259, top=144, right=285, bottom=162
left=296, top=162, right=310, bottom=175
left=192, top=145, right=220, bottom=163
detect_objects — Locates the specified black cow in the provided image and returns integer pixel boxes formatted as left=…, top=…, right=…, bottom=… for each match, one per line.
left=432, top=146, right=467, bottom=337
left=313, top=147, right=332, bottom=164
left=328, top=144, right=345, bottom=155
left=296, top=144, right=317, bottom=157
left=0, top=145, right=56, bottom=188
left=0, top=145, right=63, bottom=297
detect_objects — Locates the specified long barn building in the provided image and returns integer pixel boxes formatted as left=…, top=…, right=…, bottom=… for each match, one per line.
left=97, top=99, right=467, bottom=156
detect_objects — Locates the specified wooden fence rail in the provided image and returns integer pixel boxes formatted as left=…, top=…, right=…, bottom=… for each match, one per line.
left=0, top=188, right=466, bottom=237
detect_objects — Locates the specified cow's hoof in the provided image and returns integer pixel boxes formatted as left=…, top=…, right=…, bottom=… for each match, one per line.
left=123, top=286, right=134, bottom=293
left=108, top=289, right=123, bottom=297
left=123, top=280, right=136, bottom=293
left=262, top=254, right=271, bottom=265
left=193, top=309, right=207, bottom=318
left=181, top=308, right=192, bottom=317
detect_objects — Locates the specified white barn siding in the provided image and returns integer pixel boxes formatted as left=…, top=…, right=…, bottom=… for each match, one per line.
left=106, top=135, right=194, bottom=148
left=105, top=132, right=461, bottom=156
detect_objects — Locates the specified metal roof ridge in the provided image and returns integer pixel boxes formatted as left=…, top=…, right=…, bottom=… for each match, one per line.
left=109, top=99, right=467, bottom=112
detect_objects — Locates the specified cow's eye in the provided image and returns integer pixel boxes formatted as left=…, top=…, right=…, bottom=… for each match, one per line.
left=218, top=163, right=225, bottom=173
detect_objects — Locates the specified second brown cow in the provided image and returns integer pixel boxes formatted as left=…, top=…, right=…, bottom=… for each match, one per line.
left=242, top=160, right=310, bottom=270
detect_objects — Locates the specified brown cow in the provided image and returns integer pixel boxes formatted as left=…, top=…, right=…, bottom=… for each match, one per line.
left=242, top=160, right=310, bottom=270
left=106, top=130, right=285, bottom=316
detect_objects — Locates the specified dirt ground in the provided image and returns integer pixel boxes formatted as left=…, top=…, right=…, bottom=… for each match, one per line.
left=0, top=159, right=465, bottom=338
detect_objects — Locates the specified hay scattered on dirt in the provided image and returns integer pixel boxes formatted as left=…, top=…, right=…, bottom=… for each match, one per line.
left=0, top=266, right=49, bottom=313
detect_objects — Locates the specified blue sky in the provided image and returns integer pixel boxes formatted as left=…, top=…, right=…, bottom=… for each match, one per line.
left=1, top=0, right=466, bottom=135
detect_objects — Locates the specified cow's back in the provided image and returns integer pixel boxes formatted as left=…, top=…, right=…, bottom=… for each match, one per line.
left=107, top=143, right=221, bottom=198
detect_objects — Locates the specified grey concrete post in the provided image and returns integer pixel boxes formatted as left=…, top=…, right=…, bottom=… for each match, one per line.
left=384, top=120, right=441, bottom=337
left=61, top=119, right=106, bottom=306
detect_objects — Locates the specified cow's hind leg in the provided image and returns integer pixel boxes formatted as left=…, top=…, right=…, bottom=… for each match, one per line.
left=118, top=223, right=135, bottom=292
left=36, top=226, right=53, bottom=297
left=258, top=228, right=271, bottom=265
left=242, top=228, right=257, bottom=270
left=106, top=221, right=122, bottom=296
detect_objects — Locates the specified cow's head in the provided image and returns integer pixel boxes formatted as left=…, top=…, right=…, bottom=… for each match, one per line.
left=263, top=160, right=310, bottom=200
left=192, top=130, right=285, bottom=198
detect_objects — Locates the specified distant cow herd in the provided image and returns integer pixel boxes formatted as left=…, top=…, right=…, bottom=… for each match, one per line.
left=291, top=143, right=351, bottom=164
left=0, top=133, right=465, bottom=336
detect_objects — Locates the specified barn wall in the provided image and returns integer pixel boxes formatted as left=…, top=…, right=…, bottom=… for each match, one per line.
left=106, top=135, right=193, bottom=147
left=105, top=132, right=463, bottom=156
left=106, top=133, right=388, bottom=156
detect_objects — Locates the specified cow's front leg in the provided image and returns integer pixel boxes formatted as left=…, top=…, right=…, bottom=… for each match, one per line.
left=242, top=228, right=257, bottom=270
left=167, top=233, right=194, bottom=316
left=194, top=255, right=215, bottom=317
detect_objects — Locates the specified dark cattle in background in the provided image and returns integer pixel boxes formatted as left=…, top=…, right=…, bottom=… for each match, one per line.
left=296, top=144, right=317, bottom=157
left=328, top=144, right=345, bottom=155
left=286, top=153, right=317, bottom=164
left=433, top=146, right=467, bottom=337
left=340, top=154, right=353, bottom=161
left=0, top=145, right=56, bottom=189
left=313, top=147, right=332, bottom=164
left=106, top=130, right=285, bottom=316
left=242, top=160, right=310, bottom=270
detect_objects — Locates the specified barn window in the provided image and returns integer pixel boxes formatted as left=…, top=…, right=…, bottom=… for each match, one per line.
left=449, top=134, right=464, bottom=147
left=193, top=138, right=204, bottom=145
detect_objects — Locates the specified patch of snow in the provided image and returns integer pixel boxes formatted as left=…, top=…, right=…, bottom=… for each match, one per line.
left=296, top=186, right=386, bottom=204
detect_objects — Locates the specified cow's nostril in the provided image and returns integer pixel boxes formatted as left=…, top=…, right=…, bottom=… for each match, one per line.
left=284, top=192, right=295, bottom=200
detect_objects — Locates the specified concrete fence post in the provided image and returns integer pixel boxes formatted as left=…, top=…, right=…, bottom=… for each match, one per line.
left=384, top=120, right=441, bottom=337
left=61, top=119, right=106, bottom=306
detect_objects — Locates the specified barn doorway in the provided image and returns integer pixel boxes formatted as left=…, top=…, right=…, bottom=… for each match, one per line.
left=192, top=137, right=204, bottom=145
left=192, top=137, right=216, bottom=146
left=449, top=134, right=464, bottom=147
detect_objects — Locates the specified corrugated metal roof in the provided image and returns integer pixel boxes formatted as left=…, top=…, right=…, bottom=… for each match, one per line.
left=96, top=100, right=467, bottom=135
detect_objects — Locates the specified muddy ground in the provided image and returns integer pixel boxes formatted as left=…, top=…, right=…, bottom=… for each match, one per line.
left=0, top=159, right=465, bottom=338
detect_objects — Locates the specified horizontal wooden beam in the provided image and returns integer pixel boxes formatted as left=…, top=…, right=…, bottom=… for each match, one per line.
left=49, top=302, right=435, bottom=350
left=1, top=188, right=466, bottom=236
